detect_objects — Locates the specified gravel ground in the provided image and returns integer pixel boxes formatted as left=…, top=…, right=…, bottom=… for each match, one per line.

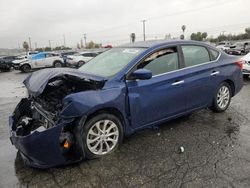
left=0, top=70, right=250, bottom=188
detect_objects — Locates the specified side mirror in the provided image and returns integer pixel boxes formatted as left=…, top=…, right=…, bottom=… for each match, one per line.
left=128, top=69, right=152, bottom=80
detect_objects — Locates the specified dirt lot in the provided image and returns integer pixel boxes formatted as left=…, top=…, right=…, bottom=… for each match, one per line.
left=0, top=70, right=250, bottom=188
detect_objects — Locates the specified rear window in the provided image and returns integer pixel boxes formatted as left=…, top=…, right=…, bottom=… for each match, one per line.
left=182, top=45, right=210, bottom=67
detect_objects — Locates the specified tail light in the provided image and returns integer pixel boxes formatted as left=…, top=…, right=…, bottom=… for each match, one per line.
left=235, top=61, right=243, bottom=70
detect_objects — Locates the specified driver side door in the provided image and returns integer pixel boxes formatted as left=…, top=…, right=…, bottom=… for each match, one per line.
left=126, top=46, right=188, bottom=129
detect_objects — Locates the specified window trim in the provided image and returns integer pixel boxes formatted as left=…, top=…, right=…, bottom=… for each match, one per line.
left=126, top=45, right=181, bottom=79
left=125, top=44, right=221, bottom=80
left=180, top=44, right=211, bottom=68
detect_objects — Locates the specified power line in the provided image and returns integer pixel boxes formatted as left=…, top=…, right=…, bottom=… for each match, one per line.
left=87, top=0, right=235, bottom=36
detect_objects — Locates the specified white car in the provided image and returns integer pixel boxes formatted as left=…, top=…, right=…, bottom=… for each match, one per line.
left=241, top=53, right=250, bottom=79
left=16, top=52, right=64, bottom=72
left=66, top=52, right=98, bottom=67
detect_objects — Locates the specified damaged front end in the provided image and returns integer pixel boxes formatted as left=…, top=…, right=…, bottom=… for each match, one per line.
left=9, top=68, right=106, bottom=168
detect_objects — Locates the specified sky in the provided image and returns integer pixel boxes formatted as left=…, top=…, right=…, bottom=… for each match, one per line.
left=0, top=0, right=250, bottom=49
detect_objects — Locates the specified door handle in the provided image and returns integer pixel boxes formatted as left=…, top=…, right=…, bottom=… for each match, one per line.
left=210, top=71, right=220, bottom=76
left=171, top=80, right=184, bottom=86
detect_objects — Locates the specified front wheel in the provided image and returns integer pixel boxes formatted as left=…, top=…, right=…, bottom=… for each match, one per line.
left=20, top=64, right=31, bottom=73
left=54, top=61, right=63, bottom=68
left=77, top=61, right=85, bottom=67
left=81, top=113, right=123, bottom=159
left=210, top=82, right=232, bottom=113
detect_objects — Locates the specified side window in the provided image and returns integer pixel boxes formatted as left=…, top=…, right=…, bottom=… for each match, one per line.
left=138, top=47, right=178, bottom=76
left=182, top=46, right=210, bottom=67
left=46, top=54, right=53, bottom=58
left=209, top=48, right=219, bottom=61
left=82, top=53, right=92, bottom=57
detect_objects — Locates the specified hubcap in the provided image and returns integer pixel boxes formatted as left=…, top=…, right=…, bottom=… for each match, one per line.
left=217, top=86, right=230, bottom=109
left=55, top=63, right=62, bottom=67
left=86, top=120, right=119, bottom=155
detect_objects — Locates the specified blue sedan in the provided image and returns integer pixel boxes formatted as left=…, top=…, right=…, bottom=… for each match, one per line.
left=9, top=40, right=243, bottom=168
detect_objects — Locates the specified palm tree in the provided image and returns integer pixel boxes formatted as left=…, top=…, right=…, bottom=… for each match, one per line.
left=22, top=41, right=29, bottom=54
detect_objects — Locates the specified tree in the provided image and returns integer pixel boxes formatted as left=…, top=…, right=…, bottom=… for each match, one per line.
left=94, top=43, right=101, bottom=48
left=35, top=48, right=43, bottom=52
left=130, top=33, right=136, bottom=43
left=77, top=43, right=80, bottom=49
left=86, top=41, right=95, bottom=49
left=23, top=41, right=29, bottom=54
left=181, top=25, right=186, bottom=39
left=44, top=47, right=52, bottom=51
left=190, top=32, right=208, bottom=41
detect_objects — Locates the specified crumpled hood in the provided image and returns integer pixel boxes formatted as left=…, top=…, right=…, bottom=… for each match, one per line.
left=23, top=68, right=106, bottom=97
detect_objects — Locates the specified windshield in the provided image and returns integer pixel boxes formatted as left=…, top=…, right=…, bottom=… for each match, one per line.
left=78, top=47, right=144, bottom=78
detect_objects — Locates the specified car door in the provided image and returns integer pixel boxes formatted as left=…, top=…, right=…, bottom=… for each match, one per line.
left=32, top=53, right=46, bottom=68
left=44, top=53, right=55, bottom=67
left=126, top=46, right=188, bottom=129
left=180, top=45, right=216, bottom=110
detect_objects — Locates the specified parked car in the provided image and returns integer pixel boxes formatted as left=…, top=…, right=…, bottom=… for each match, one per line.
left=15, top=52, right=64, bottom=72
left=241, top=52, right=250, bottom=79
left=216, top=41, right=232, bottom=51
left=0, top=55, right=17, bottom=72
left=59, top=51, right=78, bottom=63
left=66, top=51, right=99, bottom=67
left=227, top=42, right=250, bottom=55
left=9, top=40, right=243, bottom=168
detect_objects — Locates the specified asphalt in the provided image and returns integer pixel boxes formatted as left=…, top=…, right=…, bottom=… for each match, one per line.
left=0, top=70, right=250, bottom=188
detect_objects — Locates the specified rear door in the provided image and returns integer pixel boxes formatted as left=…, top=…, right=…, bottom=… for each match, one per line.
left=126, top=46, right=188, bottom=129
left=32, top=53, right=46, bottom=68
left=44, top=53, right=56, bottom=67
left=180, top=45, right=217, bottom=110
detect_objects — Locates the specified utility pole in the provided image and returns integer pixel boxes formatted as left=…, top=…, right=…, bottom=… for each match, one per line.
left=63, top=34, right=66, bottom=47
left=84, top=34, right=87, bottom=47
left=28, top=37, right=32, bottom=51
left=35, top=42, right=37, bottom=49
left=141, top=20, right=146, bottom=41
left=18, top=42, right=20, bottom=49
left=49, top=40, right=51, bottom=49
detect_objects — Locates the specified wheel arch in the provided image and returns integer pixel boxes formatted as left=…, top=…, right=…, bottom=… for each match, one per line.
left=223, top=79, right=235, bottom=96
left=85, top=107, right=126, bottom=128
left=53, top=60, right=63, bottom=65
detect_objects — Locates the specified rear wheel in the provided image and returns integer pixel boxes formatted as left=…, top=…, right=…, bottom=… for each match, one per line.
left=20, top=64, right=31, bottom=73
left=211, top=82, right=232, bottom=113
left=54, top=61, right=63, bottom=68
left=243, top=75, right=249, bottom=79
left=81, top=113, right=123, bottom=159
left=77, top=61, right=85, bottom=67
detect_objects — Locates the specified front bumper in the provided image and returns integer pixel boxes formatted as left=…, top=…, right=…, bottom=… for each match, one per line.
left=9, top=99, right=84, bottom=168
left=10, top=119, right=67, bottom=168
left=65, top=59, right=77, bottom=66
left=242, top=69, right=250, bottom=75
left=13, top=64, right=20, bottom=70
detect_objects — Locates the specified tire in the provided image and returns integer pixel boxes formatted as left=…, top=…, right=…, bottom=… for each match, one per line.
left=20, top=64, right=31, bottom=73
left=210, top=82, right=232, bottom=113
left=54, top=61, right=63, bottom=68
left=243, top=75, right=249, bottom=79
left=77, top=61, right=85, bottom=67
left=81, top=113, right=124, bottom=159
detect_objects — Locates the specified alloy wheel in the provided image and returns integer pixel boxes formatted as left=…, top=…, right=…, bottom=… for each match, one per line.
left=217, top=85, right=230, bottom=109
left=86, top=120, right=119, bottom=155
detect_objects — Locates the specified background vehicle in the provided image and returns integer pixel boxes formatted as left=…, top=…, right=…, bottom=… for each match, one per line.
left=227, top=42, right=250, bottom=55
left=66, top=51, right=99, bottom=67
left=59, top=51, right=78, bottom=63
left=241, top=52, right=250, bottom=79
left=18, top=52, right=64, bottom=72
left=9, top=40, right=243, bottom=168
left=216, top=41, right=232, bottom=51
left=0, top=55, right=17, bottom=72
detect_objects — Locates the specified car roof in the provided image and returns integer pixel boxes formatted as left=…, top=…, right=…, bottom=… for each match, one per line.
left=119, top=39, right=210, bottom=48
